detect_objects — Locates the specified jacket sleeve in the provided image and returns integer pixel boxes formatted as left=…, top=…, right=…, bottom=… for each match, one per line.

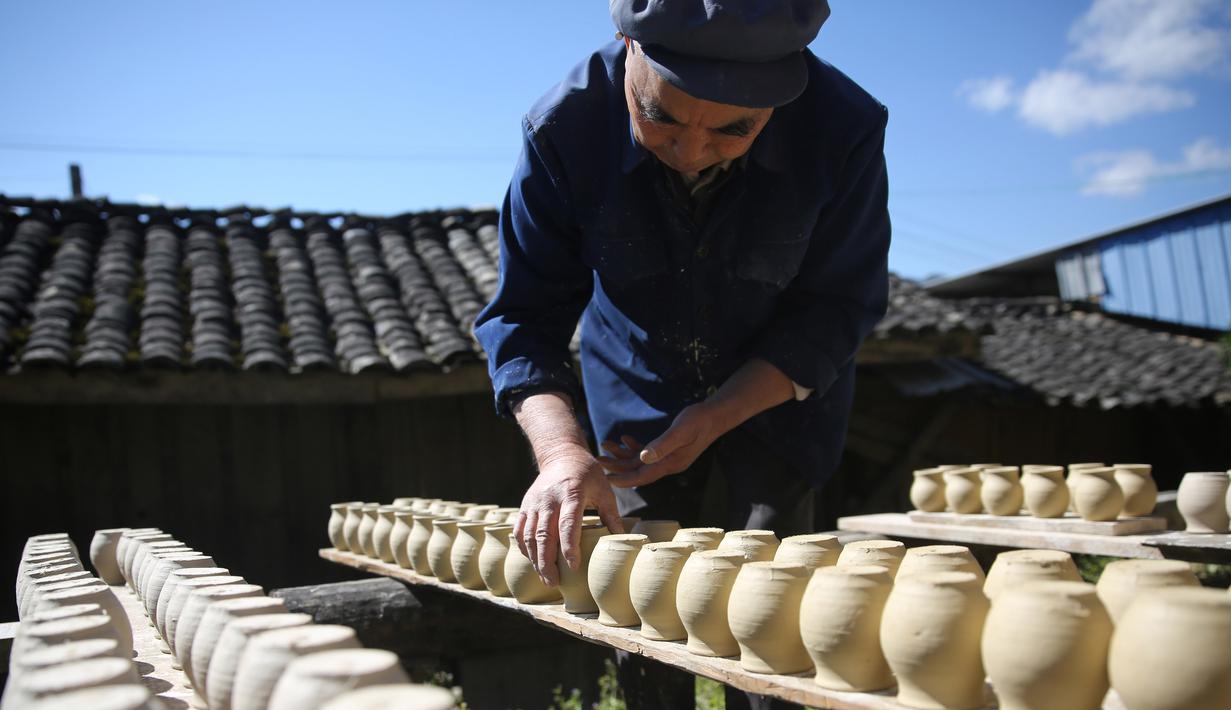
left=472, top=118, right=594, bottom=416
left=750, top=109, right=891, bottom=397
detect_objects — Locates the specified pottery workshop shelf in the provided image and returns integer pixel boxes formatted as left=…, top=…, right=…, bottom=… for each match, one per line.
left=115, top=581, right=199, bottom=708
left=837, top=513, right=1231, bottom=563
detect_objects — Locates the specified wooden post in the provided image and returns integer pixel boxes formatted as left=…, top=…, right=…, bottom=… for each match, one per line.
left=69, top=164, right=83, bottom=199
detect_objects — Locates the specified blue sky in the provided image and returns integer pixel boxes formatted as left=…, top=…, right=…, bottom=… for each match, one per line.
left=2, top=1, right=1230, bottom=280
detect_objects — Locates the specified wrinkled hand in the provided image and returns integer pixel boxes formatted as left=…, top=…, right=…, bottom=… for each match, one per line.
left=598, top=402, right=725, bottom=489
left=514, top=452, right=623, bottom=587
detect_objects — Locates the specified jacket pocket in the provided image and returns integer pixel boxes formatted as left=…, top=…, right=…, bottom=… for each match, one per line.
left=583, top=233, right=669, bottom=287
left=734, top=236, right=810, bottom=289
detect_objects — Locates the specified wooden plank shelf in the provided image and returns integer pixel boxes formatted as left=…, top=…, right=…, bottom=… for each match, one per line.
left=906, top=512, right=1166, bottom=536
left=115, top=583, right=195, bottom=710
left=839, top=513, right=1231, bottom=564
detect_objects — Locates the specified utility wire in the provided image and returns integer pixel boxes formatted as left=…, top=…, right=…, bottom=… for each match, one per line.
left=0, top=140, right=514, bottom=164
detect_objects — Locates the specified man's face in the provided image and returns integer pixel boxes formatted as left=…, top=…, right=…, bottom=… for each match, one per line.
left=623, top=39, right=773, bottom=175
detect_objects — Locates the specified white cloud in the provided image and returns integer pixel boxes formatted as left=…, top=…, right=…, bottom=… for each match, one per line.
left=1069, top=0, right=1231, bottom=80
left=958, top=76, right=1015, bottom=112
left=135, top=193, right=162, bottom=205
left=1017, top=69, right=1194, bottom=135
left=1080, top=136, right=1231, bottom=196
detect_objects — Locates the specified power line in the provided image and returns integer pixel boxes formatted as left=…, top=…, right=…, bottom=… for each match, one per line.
left=0, top=140, right=515, bottom=165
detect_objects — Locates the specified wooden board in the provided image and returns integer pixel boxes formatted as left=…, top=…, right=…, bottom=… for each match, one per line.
left=320, top=548, right=1134, bottom=710
left=1141, top=532, right=1231, bottom=565
left=114, top=583, right=195, bottom=710
left=907, top=511, right=1167, bottom=536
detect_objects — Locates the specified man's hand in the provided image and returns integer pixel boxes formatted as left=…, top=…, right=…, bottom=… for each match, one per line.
left=514, top=451, right=623, bottom=586
left=598, top=402, right=724, bottom=488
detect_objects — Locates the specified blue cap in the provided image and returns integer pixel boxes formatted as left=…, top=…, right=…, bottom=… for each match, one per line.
left=610, top=0, right=830, bottom=108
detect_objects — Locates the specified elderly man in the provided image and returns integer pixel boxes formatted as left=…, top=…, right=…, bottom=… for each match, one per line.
left=475, top=1, right=889, bottom=704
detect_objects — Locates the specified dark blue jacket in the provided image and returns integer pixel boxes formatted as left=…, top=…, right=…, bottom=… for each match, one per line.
left=474, top=41, right=890, bottom=488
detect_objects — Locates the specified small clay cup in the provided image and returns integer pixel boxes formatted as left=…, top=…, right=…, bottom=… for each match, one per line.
left=984, top=549, right=1081, bottom=602
left=89, top=528, right=130, bottom=585
left=836, top=540, right=905, bottom=578
left=773, top=533, right=840, bottom=571
left=631, top=519, right=681, bottom=543
left=727, top=561, right=812, bottom=674
left=676, top=549, right=745, bottom=657
left=629, top=541, right=693, bottom=640
left=1176, top=472, right=1230, bottom=533
left=716, top=530, right=780, bottom=562
left=589, top=533, right=650, bottom=626
left=980, top=466, right=1023, bottom=516
left=897, top=544, right=984, bottom=582
left=477, top=524, right=514, bottom=596
left=1022, top=465, right=1068, bottom=518
left=1096, top=559, right=1199, bottom=623
left=910, top=467, right=946, bottom=512
left=557, top=524, right=610, bottom=614
left=943, top=468, right=982, bottom=514
left=1113, top=464, right=1157, bottom=517
left=801, top=565, right=894, bottom=692
left=1073, top=467, right=1123, bottom=522
left=671, top=527, right=724, bottom=552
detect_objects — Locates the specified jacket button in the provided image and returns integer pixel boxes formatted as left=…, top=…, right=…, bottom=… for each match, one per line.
left=695, top=245, right=709, bottom=259
left=706, top=385, right=718, bottom=397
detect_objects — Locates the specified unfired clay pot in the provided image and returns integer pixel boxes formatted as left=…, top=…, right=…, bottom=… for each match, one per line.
left=23, top=578, right=108, bottom=621
left=676, top=550, right=745, bottom=657
left=1066, top=463, right=1105, bottom=513
left=19, top=572, right=94, bottom=618
left=165, top=575, right=245, bottom=655
left=897, top=544, right=984, bottom=582
left=144, top=554, right=215, bottom=625
left=328, top=502, right=358, bottom=552
left=190, top=596, right=286, bottom=692
left=11, top=605, right=104, bottom=659
left=428, top=500, right=457, bottom=515
left=486, top=507, right=520, bottom=524
left=89, top=528, right=129, bottom=585
left=465, top=504, right=499, bottom=521
left=442, top=502, right=474, bottom=518
left=881, top=571, right=989, bottom=710
left=943, top=468, right=982, bottom=514
left=408, top=514, right=439, bottom=575
left=137, top=547, right=196, bottom=602
left=1021, top=466, right=1068, bottom=518
left=21, top=685, right=161, bottom=710
left=33, top=584, right=133, bottom=660
left=980, top=467, right=1023, bottom=516
left=319, top=684, right=457, bottom=710
left=372, top=506, right=397, bottom=563
left=983, top=580, right=1111, bottom=710
left=13, top=614, right=119, bottom=660
left=230, top=625, right=360, bottom=710
left=451, top=520, right=490, bottom=589
left=113, top=529, right=158, bottom=584
left=631, top=520, right=681, bottom=543
left=773, top=533, right=840, bottom=571
left=1113, top=464, right=1157, bottom=517
left=478, top=524, right=515, bottom=596
left=426, top=518, right=460, bottom=581
left=984, top=549, right=1081, bottom=602
left=800, top=565, right=894, bottom=692
left=133, top=540, right=187, bottom=593
left=10, top=638, right=124, bottom=685
left=671, top=527, right=724, bottom=552
left=716, top=530, right=780, bottom=562
left=204, top=613, right=312, bottom=710
left=390, top=508, right=414, bottom=569
left=358, top=504, right=381, bottom=557
left=1095, top=558, right=1199, bottom=623
left=558, top=525, right=609, bottom=613
left=174, top=584, right=263, bottom=678
left=727, top=561, right=812, bottom=675
left=1176, top=471, right=1231, bottom=533
left=910, top=468, right=946, bottom=512
left=504, top=533, right=562, bottom=604
left=1110, top=587, right=1231, bottom=710
left=1073, top=467, right=1123, bottom=522
left=836, top=540, right=905, bottom=578
left=343, top=503, right=365, bottom=552
left=157, top=569, right=231, bottom=641
left=121, top=533, right=171, bottom=587
left=7, top=656, right=139, bottom=707
left=628, top=541, right=693, bottom=640
left=266, top=648, right=410, bottom=710
left=589, top=533, right=650, bottom=626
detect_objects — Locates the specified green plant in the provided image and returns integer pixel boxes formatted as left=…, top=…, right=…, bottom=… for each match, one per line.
left=696, top=677, right=724, bottom=710
left=1075, top=554, right=1116, bottom=583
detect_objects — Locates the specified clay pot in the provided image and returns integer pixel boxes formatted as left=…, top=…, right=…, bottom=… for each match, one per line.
left=486, top=507, right=520, bottom=524
left=357, top=503, right=381, bottom=557
left=477, top=524, right=515, bottom=596
left=157, top=568, right=230, bottom=641
left=320, top=685, right=457, bottom=710
left=230, top=625, right=361, bottom=710
left=1112, top=464, right=1156, bottom=517
left=22, top=578, right=108, bottom=620
left=1021, top=466, right=1068, bottom=518
left=88, top=528, right=129, bottom=585
left=1110, top=587, right=1231, bottom=710
left=800, top=564, right=894, bottom=692
left=7, top=657, right=139, bottom=707
left=426, top=518, right=460, bottom=581
left=504, top=532, right=562, bottom=604
left=447, top=521, right=488, bottom=589
left=1066, top=463, right=1105, bottom=513
left=441, top=502, right=473, bottom=518
left=897, top=545, right=984, bottom=582
left=676, top=549, right=745, bottom=657
left=836, top=540, right=905, bottom=578
left=881, top=571, right=989, bottom=710
left=328, top=502, right=357, bottom=551
left=671, top=527, right=724, bottom=552
left=589, top=533, right=650, bottom=626
left=10, top=638, right=124, bottom=685
left=428, top=500, right=458, bottom=515
left=943, top=468, right=982, bottom=514
left=174, top=584, right=263, bottom=677
left=22, top=685, right=163, bottom=710
left=164, top=575, right=245, bottom=654
left=11, top=604, right=104, bottom=659
left=716, top=530, right=780, bottom=562
left=628, top=541, right=693, bottom=640
left=631, top=519, right=681, bottom=543
left=727, top=561, right=812, bottom=674
left=191, top=597, right=287, bottom=693
left=144, top=554, right=215, bottom=626
left=465, top=504, right=499, bottom=521
left=983, top=580, right=1111, bottom=710
left=18, top=570, right=93, bottom=618
left=131, top=539, right=184, bottom=591
left=13, top=614, right=119, bottom=660
left=120, top=533, right=171, bottom=588
left=980, top=467, right=1023, bottom=516
left=984, top=549, right=1081, bottom=602
left=558, top=525, right=610, bottom=614
left=620, top=516, right=642, bottom=530
left=389, top=508, right=414, bottom=569
left=113, top=529, right=158, bottom=584
left=773, top=533, right=840, bottom=571
left=33, top=584, right=133, bottom=660
left=1074, top=467, right=1123, bottom=522
left=1095, top=559, right=1199, bottom=623
left=204, top=613, right=313, bottom=710
left=267, top=648, right=410, bottom=710
left=371, top=506, right=397, bottom=562
left=408, top=513, right=439, bottom=574
left=1176, top=472, right=1230, bottom=533
left=910, top=467, right=946, bottom=512
left=342, top=503, right=365, bottom=552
